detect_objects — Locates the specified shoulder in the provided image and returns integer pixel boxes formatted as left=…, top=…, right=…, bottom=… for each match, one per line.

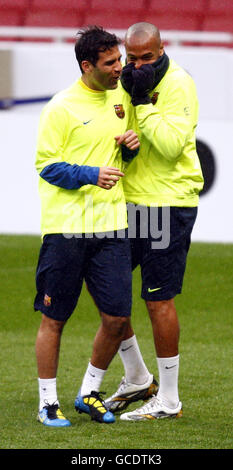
left=165, top=59, right=196, bottom=89
left=44, top=86, right=72, bottom=111
left=40, top=85, right=75, bottom=123
left=157, top=59, right=197, bottom=103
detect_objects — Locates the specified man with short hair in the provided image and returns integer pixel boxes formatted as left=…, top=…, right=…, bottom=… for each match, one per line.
left=105, top=22, right=204, bottom=420
left=34, top=26, right=150, bottom=427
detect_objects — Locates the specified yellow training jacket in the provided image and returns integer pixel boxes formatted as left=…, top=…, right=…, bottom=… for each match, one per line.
left=123, top=59, right=204, bottom=207
left=35, top=79, right=134, bottom=237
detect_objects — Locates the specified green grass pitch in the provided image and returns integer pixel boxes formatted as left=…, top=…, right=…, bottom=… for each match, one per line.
left=0, top=235, right=232, bottom=450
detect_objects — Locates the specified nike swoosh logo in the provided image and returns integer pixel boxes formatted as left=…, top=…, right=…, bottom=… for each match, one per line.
left=148, top=287, right=162, bottom=292
left=83, top=119, right=92, bottom=125
left=165, top=365, right=177, bottom=369
left=121, top=345, right=133, bottom=352
left=88, top=372, right=95, bottom=377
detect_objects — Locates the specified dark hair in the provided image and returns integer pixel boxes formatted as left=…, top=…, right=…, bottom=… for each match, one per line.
left=75, top=25, right=121, bottom=72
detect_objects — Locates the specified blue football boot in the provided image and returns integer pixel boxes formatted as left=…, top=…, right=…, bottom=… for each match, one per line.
left=74, top=390, right=115, bottom=423
left=37, top=403, right=71, bottom=427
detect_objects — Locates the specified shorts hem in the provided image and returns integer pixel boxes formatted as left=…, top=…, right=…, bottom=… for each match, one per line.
left=99, top=309, right=131, bottom=317
left=141, top=289, right=182, bottom=302
left=34, top=303, right=74, bottom=321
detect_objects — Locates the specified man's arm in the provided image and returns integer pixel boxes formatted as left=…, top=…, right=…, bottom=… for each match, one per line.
left=135, top=84, right=197, bottom=161
left=40, top=162, right=99, bottom=189
left=39, top=160, right=124, bottom=191
left=121, top=64, right=197, bottom=161
left=36, top=103, right=124, bottom=190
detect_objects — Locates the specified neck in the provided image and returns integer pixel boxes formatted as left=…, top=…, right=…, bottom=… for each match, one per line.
left=81, top=75, right=105, bottom=92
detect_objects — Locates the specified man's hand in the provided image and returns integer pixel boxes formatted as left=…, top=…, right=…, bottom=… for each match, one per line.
left=120, top=62, right=135, bottom=94
left=121, top=63, right=156, bottom=106
left=97, top=167, right=124, bottom=190
left=115, top=130, right=140, bottom=150
left=131, top=64, right=155, bottom=106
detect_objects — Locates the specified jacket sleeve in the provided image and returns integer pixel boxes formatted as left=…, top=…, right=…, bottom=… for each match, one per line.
left=40, top=162, right=99, bottom=189
left=135, top=79, right=198, bottom=161
left=35, top=102, right=99, bottom=189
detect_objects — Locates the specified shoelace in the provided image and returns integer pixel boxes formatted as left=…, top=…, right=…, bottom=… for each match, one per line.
left=88, top=391, right=109, bottom=412
left=43, top=400, right=60, bottom=419
left=90, top=391, right=106, bottom=399
left=90, top=391, right=107, bottom=404
left=133, top=395, right=161, bottom=414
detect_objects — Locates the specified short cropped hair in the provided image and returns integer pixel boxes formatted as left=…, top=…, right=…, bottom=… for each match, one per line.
left=75, top=25, right=121, bottom=72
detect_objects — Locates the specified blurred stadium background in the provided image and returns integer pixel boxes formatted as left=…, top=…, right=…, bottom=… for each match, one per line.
left=0, top=0, right=233, bottom=241
left=0, top=0, right=232, bottom=452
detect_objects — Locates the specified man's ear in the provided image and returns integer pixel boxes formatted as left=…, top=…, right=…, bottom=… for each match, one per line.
left=159, top=42, right=164, bottom=57
left=81, top=60, right=94, bottom=74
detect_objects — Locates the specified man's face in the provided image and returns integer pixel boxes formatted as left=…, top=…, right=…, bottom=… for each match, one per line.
left=84, top=46, right=122, bottom=91
left=125, top=33, right=164, bottom=69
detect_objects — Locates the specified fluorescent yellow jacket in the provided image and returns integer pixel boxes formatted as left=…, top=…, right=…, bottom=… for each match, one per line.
left=36, top=79, right=134, bottom=237
left=123, top=59, right=204, bottom=207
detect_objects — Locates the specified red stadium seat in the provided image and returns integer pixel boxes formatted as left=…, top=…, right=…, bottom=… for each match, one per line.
left=90, top=0, right=146, bottom=12
left=84, top=10, right=142, bottom=29
left=141, top=13, right=200, bottom=31
left=201, top=0, right=233, bottom=34
left=0, top=10, right=22, bottom=25
left=84, top=0, right=205, bottom=31
left=208, top=0, right=233, bottom=14
left=23, top=1, right=87, bottom=29
left=30, top=0, right=86, bottom=12
left=0, top=0, right=28, bottom=8
left=24, top=11, right=83, bottom=28
left=202, top=16, right=233, bottom=33
left=84, top=0, right=146, bottom=29
left=144, top=1, right=206, bottom=31
left=147, top=0, right=205, bottom=15
left=0, top=0, right=29, bottom=25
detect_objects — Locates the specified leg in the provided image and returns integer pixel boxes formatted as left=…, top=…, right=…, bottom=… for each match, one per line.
left=34, top=235, right=85, bottom=427
left=75, top=313, right=129, bottom=423
left=146, top=298, right=180, bottom=358
left=36, top=314, right=71, bottom=427
left=120, top=299, right=182, bottom=421
left=75, top=236, right=134, bottom=422
left=146, top=298, right=180, bottom=409
left=119, top=207, right=198, bottom=420
left=87, top=287, right=145, bottom=380
left=104, top=314, right=158, bottom=412
left=35, top=314, right=66, bottom=379
left=80, top=313, right=130, bottom=396
left=82, top=236, right=133, bottom=377
left=114, top=295, right=179, bottom=380
left=120, top=297, right=182, bottom=420
left=91, top=312, right=131, bottom=370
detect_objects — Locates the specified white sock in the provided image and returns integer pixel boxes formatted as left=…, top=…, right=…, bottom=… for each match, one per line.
left=80, top=362, right=106, bottom=396
left=38, top=377, right=58, bottom=411
left=156, top=355, right=180, bottom=409
left=118, top=335, right=150, bottom=385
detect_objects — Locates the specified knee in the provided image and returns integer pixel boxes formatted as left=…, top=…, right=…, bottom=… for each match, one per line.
left=40, top=314, right=66, bottom=335
left=101, top=314, right=130, bottom=339
left=147, top=299, right=176, bottom=322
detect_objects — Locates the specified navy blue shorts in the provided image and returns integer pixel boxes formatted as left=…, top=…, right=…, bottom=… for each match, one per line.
left=34, top=233, right=132, bottom=321
left=127, top=205, right=197, bottom=301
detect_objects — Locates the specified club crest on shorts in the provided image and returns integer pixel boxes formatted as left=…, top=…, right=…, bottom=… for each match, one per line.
left=114, top=104, right=125, bottom=119
left=44, top=294, right=51, bottom=307
left=151, top=92, right=159, bottom=105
